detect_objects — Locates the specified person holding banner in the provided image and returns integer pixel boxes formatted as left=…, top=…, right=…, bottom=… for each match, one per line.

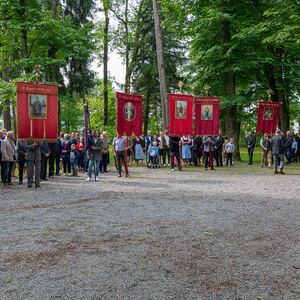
left=113, top=133, right=127, bottom=177
left=26, top=138, right=41, bottom=189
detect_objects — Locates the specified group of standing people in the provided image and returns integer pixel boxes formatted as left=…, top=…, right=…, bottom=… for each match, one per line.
left=1, top=126, right=299, bottom=188
left=125, top=130, right=236, bottom=171
left=0, top=129, right=111, bottom=188
left=246, top=129, right=300, bottom=174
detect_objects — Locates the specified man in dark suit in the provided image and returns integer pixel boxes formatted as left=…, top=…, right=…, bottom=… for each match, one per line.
left=246, top=131, right=256, bottom=165
left=192, top=136, right=202, bottom=166
left=26, top=139, right=41, bottom=188
left=17, top=140, right=27, bottom=184
left=270, top=129, right=285, bottom=174
left=40, top=140, right=51, bottom=181
left=285, top=131, right=293, bottom=164
left=169, top=135, right=182, bottom=171
left=55, top=133, right=63, bottom=175
left=214, top=130, right=224, bottom=167
left=48, top=142, right=56, bottom=179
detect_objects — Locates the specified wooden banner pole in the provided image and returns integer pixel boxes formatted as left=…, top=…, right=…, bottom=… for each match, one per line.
left=210, top=140, right=213, bottom=171
left=30, top=119, right=33, bottom=138
left=125, top=135, right=129, bottom=178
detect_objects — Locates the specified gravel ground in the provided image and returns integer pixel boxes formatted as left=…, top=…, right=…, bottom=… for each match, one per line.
left=0, top=165, right=299, bottom=300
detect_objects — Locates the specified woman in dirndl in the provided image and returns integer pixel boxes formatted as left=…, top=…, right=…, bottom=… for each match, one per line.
left=135, top=136, right=146, bottom=166
left=181, top=135, right=192, bottom=167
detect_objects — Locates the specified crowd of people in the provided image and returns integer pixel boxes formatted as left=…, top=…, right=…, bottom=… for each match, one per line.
left=247, top=129, right=300, bottom=174
left=0, top=127, right=299, bottom=188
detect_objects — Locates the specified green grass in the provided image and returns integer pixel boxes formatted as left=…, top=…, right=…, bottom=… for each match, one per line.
left=240, top=149, right=261, bottom=164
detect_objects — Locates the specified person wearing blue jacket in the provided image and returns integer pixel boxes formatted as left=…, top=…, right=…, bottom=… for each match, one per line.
left=148, top=141, right=159, bottom=167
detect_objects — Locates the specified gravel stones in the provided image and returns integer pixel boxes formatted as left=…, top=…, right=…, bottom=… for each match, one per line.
left=0, top=167, right=299, bottom=299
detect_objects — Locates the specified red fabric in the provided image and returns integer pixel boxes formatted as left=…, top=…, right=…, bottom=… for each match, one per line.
left=16, top=82, right=58, bottom=141
left=168, top=93, right=194, bottom=135
left=195, top=97, right=220, bottom=136
left=117, top=92, right=143, bottom=136
left=76, top=141, right=83, bottom=151
left=256, top=101, right=281, bottom=134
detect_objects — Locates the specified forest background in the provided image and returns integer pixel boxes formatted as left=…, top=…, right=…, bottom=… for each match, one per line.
left=0, top=0, right=300, bottom=159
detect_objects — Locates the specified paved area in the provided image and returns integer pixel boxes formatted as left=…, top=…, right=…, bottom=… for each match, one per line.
left=0, top=165, right=299, bottom=299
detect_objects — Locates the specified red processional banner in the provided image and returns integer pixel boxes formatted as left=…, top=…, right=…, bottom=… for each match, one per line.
left=16, top=82, right=58, bottom=141
left=256, top=101, right=281, bottom=134
left=195, top=96, right=220, bottom=136
left=168, top=93, right=194, bottom=135
left=116, top=92, right=143, bottom=136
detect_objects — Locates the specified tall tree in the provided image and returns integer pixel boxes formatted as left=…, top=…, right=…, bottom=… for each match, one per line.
left=152, top=0, right=168, bottom=128
left=103, top=0, right=110, bottom=126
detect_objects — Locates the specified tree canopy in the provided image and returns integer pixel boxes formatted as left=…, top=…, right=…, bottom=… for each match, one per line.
left=1, top=0, right=299, bottom=155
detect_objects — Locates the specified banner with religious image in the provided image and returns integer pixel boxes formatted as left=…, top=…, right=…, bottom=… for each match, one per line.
left=194, top=96, right=220, bottom=136
left=256, top=101, right=281, bottom=134
left=168, top=93, right=194, bottom=135
left=16, top=82, right=58, bottom=141
left=116, top=92, right=143, bottom=136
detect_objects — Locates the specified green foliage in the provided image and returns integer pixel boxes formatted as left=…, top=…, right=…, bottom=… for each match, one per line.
left=0, top=0, right=96, bottom=130
left=1, top=0, right=300, bottom=137
left=59, top=94, right=83, bottom=132
left=88, top=79, right=116, bottom=137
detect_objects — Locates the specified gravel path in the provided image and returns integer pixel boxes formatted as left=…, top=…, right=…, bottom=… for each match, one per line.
left=0, top=165, right=299, bottom=300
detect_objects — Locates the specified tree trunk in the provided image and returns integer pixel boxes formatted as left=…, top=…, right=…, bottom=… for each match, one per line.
left=19, top=0, right=29, bottom=60
left=143, top=89, right=151, bottom=134
left=152, top=0, right=168, bottom=129
left=124, top=0, right=131, bottom=92
left=265, top=61, right=289, bottom=130
left=224, top=72, right=240, bottom=160
left=125, top=0, right=144, bottom=92
left=220, top=14, right=240, bottom=160
left=51, top=0, right=58, bottom=18
left=103, top=0, right=109, bottom=127
left=2, top=68, right=12, bottom=131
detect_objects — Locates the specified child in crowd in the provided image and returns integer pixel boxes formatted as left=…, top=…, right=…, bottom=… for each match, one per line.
left=70, top=143, right=80, bottom=176
left=225, top=138, right=235, bottom=166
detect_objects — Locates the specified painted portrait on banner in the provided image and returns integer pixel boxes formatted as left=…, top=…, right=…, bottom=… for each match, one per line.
left=201, top=104, right=213, bottom=120
left=175, top=100, right=187, bottom=119
left=29, top=95, right=47, bottom=119
left=124, top=102, right=136, bottom=121
left=263, top=107, right=274, bottom=120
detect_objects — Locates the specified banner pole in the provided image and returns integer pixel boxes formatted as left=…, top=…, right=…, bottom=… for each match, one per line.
left=43, top=119, right=46, bottom=140
left=210, top=140, right=213, bottom=171
left=125, top=135, right=129, bottom=178
left=30, top=119, right=33, bottom=138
